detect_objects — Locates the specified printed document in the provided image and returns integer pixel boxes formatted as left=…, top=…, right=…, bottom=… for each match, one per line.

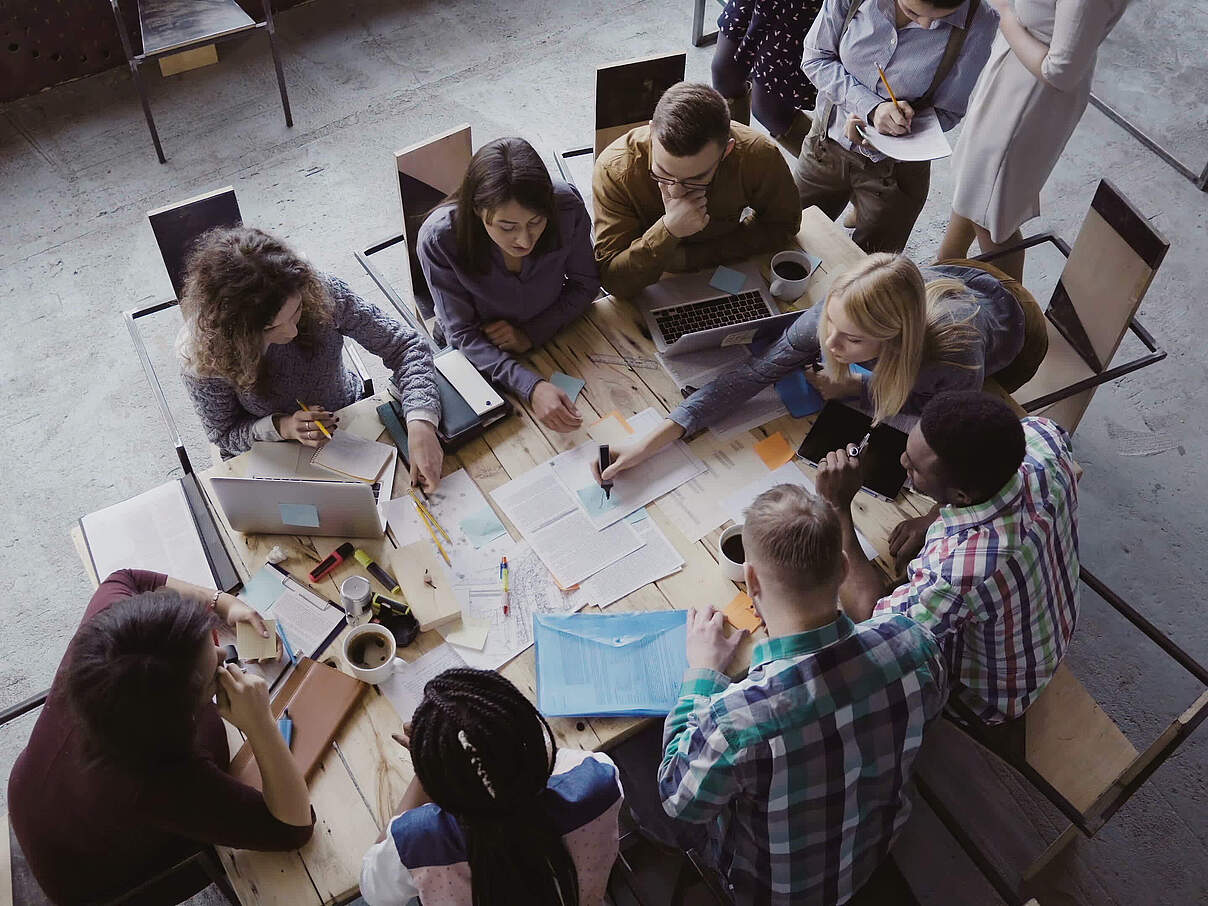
left=379, top=645, right=469, bottom=723
left=572, top=516, right=684, bottom=609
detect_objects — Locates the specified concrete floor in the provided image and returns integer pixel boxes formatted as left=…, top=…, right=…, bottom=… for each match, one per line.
left=1, top=0, right=1206, bottom=902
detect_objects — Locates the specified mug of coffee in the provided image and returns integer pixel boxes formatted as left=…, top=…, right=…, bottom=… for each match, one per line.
left=769, top=249, right=816, bottom=301
left=342, top=623, right=397, bottom=684
left=718, top=524, right=746, bottom=582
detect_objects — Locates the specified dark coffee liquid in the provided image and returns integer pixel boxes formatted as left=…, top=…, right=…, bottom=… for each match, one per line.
left=721, top=534, right=745, bottom=564
left=349, top=633, right=390, bottom=668
left=773, top=260, right=809, bottom=281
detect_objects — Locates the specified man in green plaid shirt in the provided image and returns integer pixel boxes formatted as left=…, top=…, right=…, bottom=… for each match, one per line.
left=658, top=484, right=946, bottom=905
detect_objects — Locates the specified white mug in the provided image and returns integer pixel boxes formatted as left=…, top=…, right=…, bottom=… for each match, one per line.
left=768, top=249, right=816, bottom=301
left=718, top=524, right=746, bottom=582
left=342, top=623, right=397, bottom=684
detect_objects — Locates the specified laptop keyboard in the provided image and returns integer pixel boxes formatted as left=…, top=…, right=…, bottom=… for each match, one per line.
left=653, top=291, right=769, bottom=345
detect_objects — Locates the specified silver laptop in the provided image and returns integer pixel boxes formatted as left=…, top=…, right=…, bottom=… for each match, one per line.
left=210, top=476, right=386, bottom=538
left=636, top=260, right=801, bottom=356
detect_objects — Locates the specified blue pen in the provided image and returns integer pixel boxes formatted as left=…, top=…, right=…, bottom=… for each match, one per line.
left=277, top=621, right=299, bottom=666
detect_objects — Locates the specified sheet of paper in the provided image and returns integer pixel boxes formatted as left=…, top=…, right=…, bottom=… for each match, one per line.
left=310, top=432, right=394, bottom=482
left=723, top=592, right=763, bottom=633
left=709, top=265, right=749, bottom=295
left=709, top=385, right=788, bottom=439
left=657, top=345, right=751, bottom=391
left=81, top=480, right=214, bottom=588
left=656, top=433, right=769, bottom=542
left=340, top=400, right=387, bottom=441
left=236, top=619, right=280, bottom=661
left=263, top=587, right=344, bottom=656
left=491, top=464, right=578, bottom=535
left=530, top=510, right=643, bottom=587
left=378, top=645, right=468, bottom=723
left=551, top=407, right=707, bottom=529
left=857, top=107, right=951, bottom=161
left=573, top=517, right=684, bottom=609
left=549, top=371, right=586, bottom=402
left=754, top=433, right=795, bottom=470
left=386, top=469, right=507, bottom=549
left=586, top=411, right=635, bottom=447
left=534, top=611, right=689, bottom=717
left=458, top=505, right=508, bottom=548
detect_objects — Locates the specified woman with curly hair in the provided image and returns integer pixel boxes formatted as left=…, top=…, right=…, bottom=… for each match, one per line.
left=177, top=226, right=444, bottom=491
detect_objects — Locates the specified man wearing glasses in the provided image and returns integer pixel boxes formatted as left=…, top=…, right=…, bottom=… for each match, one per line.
left=593, top=82, right=801, bottom=300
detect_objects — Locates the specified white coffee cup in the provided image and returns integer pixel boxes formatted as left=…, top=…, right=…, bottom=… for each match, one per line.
left=342, top=623, right=397, bottom=684
left=768, top=249, right=816, bottom=301
left=718, top=524, right=746, bottom=582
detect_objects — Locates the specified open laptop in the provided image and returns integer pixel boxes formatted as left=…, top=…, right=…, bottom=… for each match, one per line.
left=636, top=259, right=814, bottom=356
left=210, top=476, right=387, bottom=537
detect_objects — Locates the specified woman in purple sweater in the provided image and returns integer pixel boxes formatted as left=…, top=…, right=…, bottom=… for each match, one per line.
left=418, top=137, right=601, bottom=433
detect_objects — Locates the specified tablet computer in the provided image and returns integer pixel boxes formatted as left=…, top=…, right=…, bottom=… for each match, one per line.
left=796, top=402, right=909, bottom=501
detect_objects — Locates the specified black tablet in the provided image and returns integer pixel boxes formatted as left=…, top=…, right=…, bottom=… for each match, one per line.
left=797, top=402, right=909, bottom=500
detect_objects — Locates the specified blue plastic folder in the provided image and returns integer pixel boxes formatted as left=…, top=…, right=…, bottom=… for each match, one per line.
left=535, top=611, right=688, bottom=717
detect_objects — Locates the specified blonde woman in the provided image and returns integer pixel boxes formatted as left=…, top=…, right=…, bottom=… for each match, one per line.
left=597, top=255, right=1046, bottom=481
left=178, top=226, right=445, bottom=492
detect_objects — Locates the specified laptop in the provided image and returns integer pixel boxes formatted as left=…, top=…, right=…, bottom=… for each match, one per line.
left=210, top=476, right=387, bottom=537
left=636, top=259, right=813, bottom=356
left=796, top=402, right=911, bottom=501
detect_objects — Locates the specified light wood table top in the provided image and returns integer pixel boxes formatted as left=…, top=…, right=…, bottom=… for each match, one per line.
left=130, top=209, right=936, bottom=904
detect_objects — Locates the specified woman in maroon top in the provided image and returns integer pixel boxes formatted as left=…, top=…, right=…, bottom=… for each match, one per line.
left=8, top=569, right=315, bottom=905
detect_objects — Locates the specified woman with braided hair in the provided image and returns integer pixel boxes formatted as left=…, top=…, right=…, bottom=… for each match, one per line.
left=359, top=669, right=623, bottom=906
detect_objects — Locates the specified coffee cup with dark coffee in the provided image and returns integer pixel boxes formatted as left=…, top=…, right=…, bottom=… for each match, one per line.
left=719, top=524, right=746, bottom=581
left=769, top=249, right=817, bottom=301
left=342, top=623, right=397, bottom=684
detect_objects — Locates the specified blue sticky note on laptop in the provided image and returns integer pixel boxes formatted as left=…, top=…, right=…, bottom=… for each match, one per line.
left=549, top=371, right=586, bottom=402
left=278, top=503, right=320, bottom=529
left=776, top=369, right=824, bottom=418
left=535, top=611, right=689, bottom=716
left=709, top=265, right=748, bottom=295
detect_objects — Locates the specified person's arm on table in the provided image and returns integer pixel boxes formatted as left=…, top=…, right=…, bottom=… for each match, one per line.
left=814, top=448, right=887, bottom=622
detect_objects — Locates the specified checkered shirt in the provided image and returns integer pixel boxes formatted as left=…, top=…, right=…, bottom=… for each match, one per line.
left=875, top=417, right=1080, bottom=723
left=658, top=612, right=946, bottom=906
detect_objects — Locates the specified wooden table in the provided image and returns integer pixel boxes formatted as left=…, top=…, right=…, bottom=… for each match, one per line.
left=193, top=209, right=936, bottom=904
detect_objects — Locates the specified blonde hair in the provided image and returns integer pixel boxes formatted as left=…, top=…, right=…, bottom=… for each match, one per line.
left=816, top=253, right=979, bottom=422
left=743, top=484, right=843, bottom=592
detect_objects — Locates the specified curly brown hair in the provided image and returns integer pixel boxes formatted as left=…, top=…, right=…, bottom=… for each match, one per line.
left=179, top=226, right=331, bottom=392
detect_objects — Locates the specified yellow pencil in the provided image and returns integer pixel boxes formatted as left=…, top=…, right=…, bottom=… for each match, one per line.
left=414, top=502, right=451, bottom=565
left=410, top=489, right=451, bottom=542
left=295, top=400, right=333, bottom=439
left=875, top=65, right=903, bottom=116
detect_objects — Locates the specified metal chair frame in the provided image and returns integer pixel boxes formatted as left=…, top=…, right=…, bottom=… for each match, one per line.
left=691, top=0, right=721, bottom=46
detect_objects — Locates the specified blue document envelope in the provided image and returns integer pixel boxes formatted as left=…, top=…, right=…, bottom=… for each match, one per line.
left=535, top=611, right=688, bottom=717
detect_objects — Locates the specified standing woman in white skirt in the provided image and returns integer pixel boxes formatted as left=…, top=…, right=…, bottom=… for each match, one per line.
left=936, top=0, right=1129, bottom=279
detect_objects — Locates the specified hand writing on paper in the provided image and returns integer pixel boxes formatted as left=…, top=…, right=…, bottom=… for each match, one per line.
left=408, top=420, right=444, bottom=495
left=815, top=448, right=865, bottom=512
left=531, top=381, right=583, bottom=433
left=277, top=409, right=339, bottom=446
left=592, top=419, right=686, bottom=485
left=872, top=100, right=914, bottom=136
left=483, top=320, right=533, bottom=354
left=685, top=606, right=746, bottom=673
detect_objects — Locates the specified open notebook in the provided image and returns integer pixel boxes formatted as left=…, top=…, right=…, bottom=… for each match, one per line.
left=311, top=432, right=394, bottom=482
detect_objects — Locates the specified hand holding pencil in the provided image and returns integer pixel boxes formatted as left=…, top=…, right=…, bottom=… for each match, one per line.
left=280, top=402, right=338, bottom=447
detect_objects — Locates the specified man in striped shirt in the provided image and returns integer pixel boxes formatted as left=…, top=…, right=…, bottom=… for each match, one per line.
left=658, top=484, right=947, bottom=905
left=816, top=391, right=1080, bottom=723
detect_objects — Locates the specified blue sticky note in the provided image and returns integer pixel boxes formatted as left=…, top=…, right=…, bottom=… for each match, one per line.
left=709, top=266, right=748, bottom=295
left=776, top=369, right=824, bottom=418
left=459, top=506, right=508, bottom=549
left=549, top=371, right=586, bottom=402
left=241, top=564, right=286, bottom=612
left=278, top=503, right=320, bottom=528
left=624, top=507, right=649, bottom=524
left=577, top=485, right=619, bottom=518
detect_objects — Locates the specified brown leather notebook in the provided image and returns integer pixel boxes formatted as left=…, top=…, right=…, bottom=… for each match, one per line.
left=230, top=657, right=365, bottom=790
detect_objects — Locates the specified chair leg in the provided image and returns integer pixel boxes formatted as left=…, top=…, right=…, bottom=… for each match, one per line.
left=128, top=61, right=166, bottom=163
left=200, top=846, right=242, bottom=906
left=263, top=1, right=293, bottom=127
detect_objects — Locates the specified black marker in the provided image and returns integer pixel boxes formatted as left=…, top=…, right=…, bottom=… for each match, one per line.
left=598, top=445, right=614, bottom=499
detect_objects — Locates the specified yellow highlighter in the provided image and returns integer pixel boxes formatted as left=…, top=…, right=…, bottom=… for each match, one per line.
left=296, top=400, right=333, bottom=439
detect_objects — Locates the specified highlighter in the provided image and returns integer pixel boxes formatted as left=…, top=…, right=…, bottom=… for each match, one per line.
left=355, top=549, right=402, bottom=595
left=310, top=542, right=355, bottom=582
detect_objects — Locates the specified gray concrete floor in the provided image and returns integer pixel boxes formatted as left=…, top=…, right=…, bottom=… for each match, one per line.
left=1, top=0, right=1206, bottom=902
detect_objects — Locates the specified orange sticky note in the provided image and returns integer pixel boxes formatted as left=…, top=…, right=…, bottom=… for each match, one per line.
left=755, top=432, right=795, bottom=470
left=723, top=592, right=763, bottom=633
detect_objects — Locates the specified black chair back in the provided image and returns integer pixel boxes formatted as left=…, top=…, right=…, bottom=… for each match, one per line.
left=147, top=186, right=242, bottom=298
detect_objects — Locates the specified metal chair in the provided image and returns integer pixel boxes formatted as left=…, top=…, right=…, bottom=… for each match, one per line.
left=974, top=179, right=1169, bottom=434
left=916, top=566, right=1208, bottom=905
left=109, top=0, right=293, bottom=163
left=691, top=0, right=723, bottom=46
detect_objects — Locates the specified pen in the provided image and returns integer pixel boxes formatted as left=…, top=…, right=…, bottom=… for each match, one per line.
left=278, top=708, right=294, bottom=749
left=277, top=621, right=299, bottom=666
left=500, top=556, right=510, bottom=617
left=875, top=64, right=904, bottom=117
left=309, top=541, right=355, bottom=582
left=847, top=432, right=872, bottom=458
left=354, top=548, right=402, bottom=595
left=598, top=445, right=613, bottom=499
left=295, top=399, right=333, bottom=439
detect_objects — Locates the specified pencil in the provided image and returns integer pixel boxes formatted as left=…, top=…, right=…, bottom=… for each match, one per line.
left=410, top=490, right=451, bottom=542
left=414, top=499, right=452, bottom=565
left=296, top=400, right=332, bottom=439
left=875, top=65, right=903, bottom=116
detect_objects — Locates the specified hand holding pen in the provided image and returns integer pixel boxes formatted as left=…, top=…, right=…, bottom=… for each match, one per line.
left=847, top=432, right=871, bottom=459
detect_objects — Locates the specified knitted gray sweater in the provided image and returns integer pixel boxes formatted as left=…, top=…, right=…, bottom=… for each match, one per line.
left=180, top=274, right=440, bottom=457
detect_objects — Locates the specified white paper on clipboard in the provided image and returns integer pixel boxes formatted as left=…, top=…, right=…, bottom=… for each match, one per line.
left=856, top=108, right=951, bottom=161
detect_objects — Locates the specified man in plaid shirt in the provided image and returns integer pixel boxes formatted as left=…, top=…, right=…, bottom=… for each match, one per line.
left=658, top=484, right=947, bottom=905
left=817, top=391, right=1080, bottom=723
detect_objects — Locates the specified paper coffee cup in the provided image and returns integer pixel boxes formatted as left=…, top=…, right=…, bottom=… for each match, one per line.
left=342, top=623, right=397, bottom=684
left=718, top=524, right=746, bottom=582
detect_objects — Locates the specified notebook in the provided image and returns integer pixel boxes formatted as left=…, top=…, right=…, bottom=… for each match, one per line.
left=230, top=657, right=365, bottom=788
left=310, top=432, right=394, bottom=482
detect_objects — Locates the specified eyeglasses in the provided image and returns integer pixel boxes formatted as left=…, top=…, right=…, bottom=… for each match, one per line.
left=648, top=145, right=728, bottom=191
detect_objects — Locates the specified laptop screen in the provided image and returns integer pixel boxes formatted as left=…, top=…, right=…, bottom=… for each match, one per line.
left=796, top=402, right=909, bottom=500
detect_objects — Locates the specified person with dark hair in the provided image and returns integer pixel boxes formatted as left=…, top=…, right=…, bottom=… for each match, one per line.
left=359, top=668, right=623, bottom=906
left=8, top=570, right=314, bottom=905
left=418, top=137, right=599, bottom=433
left=792, top=0, right=998, bottom=253
left=659, top=484, right=946, bottom=904
left=178, top=225, right=444, bottom=491
left=815, top=391, right=1080, bottom=723
left=592, top=81, right=801, bottom=299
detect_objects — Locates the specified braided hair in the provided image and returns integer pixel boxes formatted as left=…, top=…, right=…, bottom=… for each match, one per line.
left=410, top=668, right=579, bottom=906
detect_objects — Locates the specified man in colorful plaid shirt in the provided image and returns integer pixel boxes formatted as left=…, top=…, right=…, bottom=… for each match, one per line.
left=817, top=390, right=1080, bottom=723
left=658, top=484, right=947, bottom=905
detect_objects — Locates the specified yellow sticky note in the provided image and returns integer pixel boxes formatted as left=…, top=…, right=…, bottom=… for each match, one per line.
left=441, top=618, right=491, bottom=651
left=236, top=619, right=279, bottom=661
left=587, top=411, right=635, bottom=447
left=754, top=432, right=795, bottom=470
left=723, top=593, right=763, bottom=633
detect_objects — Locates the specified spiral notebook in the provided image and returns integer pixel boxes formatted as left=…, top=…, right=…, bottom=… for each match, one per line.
left=311, top=432, right=394, bottom=482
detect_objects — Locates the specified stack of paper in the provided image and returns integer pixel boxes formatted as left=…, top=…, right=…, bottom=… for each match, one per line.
left=656, top=432, right=770, bottom=541
left=571, top=511, right=684, bottom=609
